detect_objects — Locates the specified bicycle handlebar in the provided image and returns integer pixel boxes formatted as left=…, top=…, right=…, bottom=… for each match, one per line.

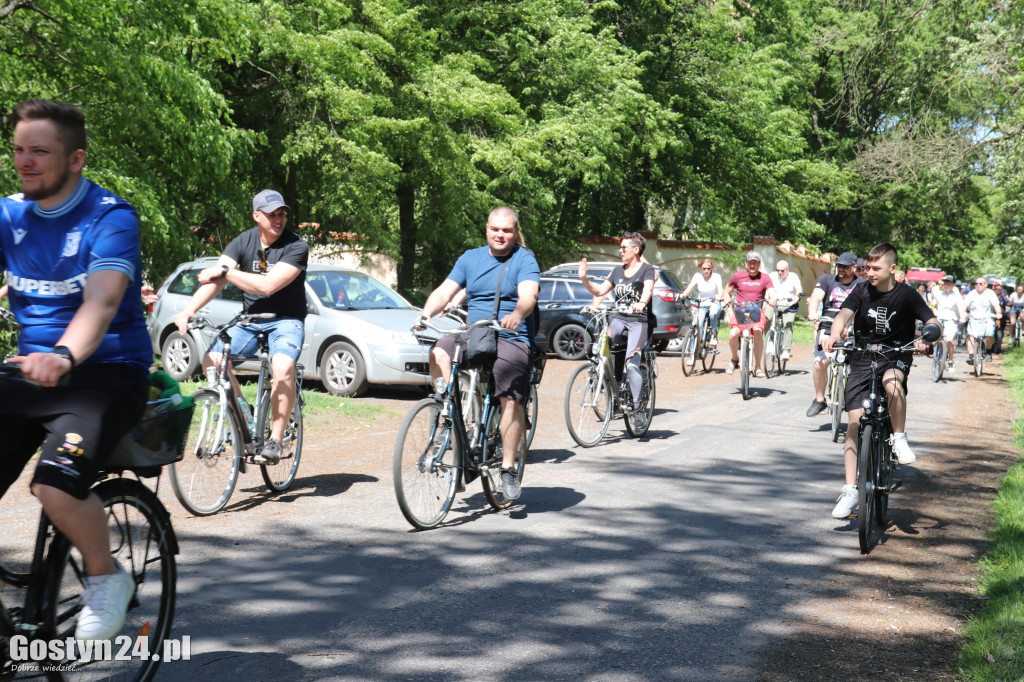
left=834, top=323, right=941, bottom=356
left=412, top=317, right=502, bottom=336
left=0, top=361, right=71, bottom=387
left=188, top=311, right=276, bottom=332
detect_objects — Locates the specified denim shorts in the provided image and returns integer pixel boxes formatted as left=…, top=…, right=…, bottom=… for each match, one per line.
left=967, top=317, right=995, bottom=339
left=210, top=317, right=305, bottom=362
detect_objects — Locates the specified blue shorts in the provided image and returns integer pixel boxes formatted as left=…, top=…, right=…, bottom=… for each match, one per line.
left=210, top=317, right=305, bottom=362
left=967, top=317, right=995, bottom=339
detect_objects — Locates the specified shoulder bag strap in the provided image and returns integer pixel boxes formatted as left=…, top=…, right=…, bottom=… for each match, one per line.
left=491, top=259, right=511, bottom=321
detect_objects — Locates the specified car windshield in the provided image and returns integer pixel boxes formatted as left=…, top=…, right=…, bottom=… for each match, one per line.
left=308, top=270, right=412, bottom=310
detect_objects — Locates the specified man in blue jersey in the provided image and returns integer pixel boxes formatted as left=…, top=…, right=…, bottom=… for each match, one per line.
left=173, top=189, right=308, bottom=464
left=0, top=99, right=153, bottom=640
left=416, top=207, right=539, bottom=501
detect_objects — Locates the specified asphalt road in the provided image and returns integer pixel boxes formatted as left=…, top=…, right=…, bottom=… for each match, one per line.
left=1, top=345, right=966, bottom=681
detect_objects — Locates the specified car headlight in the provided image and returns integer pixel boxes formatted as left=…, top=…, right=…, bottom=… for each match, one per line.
left=386, top=331, right=419, bottom=345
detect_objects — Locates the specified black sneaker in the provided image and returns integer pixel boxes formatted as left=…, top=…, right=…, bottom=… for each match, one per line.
left=499, top=468, right=521, bottom=501
left=255, top=438, right=282, bottom=464
left=806, top=399, right=827, bottom=417
left=966, top=356, right=974, bottom=365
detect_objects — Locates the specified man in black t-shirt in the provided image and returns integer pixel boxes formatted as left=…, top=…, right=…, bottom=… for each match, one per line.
left=804, top=251, right=862, bottom=417
left=820, top=243, right=937, bottom=519
left=175, top=190, right=309, bottom=463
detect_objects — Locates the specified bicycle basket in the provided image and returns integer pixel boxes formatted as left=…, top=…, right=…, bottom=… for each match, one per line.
left=106, top=400, right=194, bottom=470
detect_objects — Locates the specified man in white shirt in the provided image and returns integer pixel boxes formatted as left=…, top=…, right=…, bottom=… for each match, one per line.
left=963, top=277, right=1002, bottom=363
left=932, top=275, right=966, bottom=373
left=767, top=260, right=803, bottom=361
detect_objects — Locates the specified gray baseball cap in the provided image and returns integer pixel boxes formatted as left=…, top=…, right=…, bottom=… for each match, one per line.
left=836, top=252, right=858, bottom=266
left=745, top=250, right=761, bottom=262
left=941, top=274, right=955, bottom=283
left=252, top=189, right=289, bottom=213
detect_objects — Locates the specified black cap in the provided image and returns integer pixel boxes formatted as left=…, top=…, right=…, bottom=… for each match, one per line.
left=836, top=252, right=857, bottom=266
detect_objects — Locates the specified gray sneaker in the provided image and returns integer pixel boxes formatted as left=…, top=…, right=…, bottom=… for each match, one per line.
left=255, top=438, right=282, bottom=464
left=806, top=399, right=827, bottom=417
left=499, top=468, right=521, bottom=501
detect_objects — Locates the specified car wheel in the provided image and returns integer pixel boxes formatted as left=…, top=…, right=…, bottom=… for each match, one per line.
left=653, top=339, right=669, bottom=352
left=161, top=332, right=200, bottom=381
left=320, top=341, right=369, bottom=396
left=552, top=324, right=590, bottom=361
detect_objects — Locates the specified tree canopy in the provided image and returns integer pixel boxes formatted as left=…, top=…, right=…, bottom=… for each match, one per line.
left=1, top=0, right=1019, bottom=289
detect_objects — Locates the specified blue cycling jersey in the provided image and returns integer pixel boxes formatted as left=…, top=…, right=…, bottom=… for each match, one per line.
left=0, top=178, right=152, bottom=372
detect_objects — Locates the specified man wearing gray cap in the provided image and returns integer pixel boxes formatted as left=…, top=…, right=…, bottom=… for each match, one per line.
left=175, top=189, right=308, bottom=464
left=804, top=252, right=863, bottom=417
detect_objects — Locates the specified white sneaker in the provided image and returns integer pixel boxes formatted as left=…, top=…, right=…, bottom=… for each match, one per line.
left=781, top=350, right=790, bottom=361
left=890, top=434, right=916, bottom=465
left=946, top=362, right=955, bottom=374
left=831, top=484, right=858, bottom=518
left=76, top=561, right=135, bottom=641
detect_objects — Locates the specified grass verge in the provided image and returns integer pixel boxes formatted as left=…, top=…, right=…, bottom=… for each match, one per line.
left=959, top=345, right=1024, bottom=680
left=177, top=377, right=388, bottom=420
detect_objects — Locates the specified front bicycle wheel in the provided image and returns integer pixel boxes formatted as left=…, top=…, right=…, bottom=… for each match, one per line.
left=827, top=364, right=843, bottom=443
left=169, top=389, right=241, bottom=516
left=680, top=328, right=698, bottom=377
left=624, top=357, right=656, bottom=438
left=257, top=391, right=304, bottom=492
left=764, top=328, right=778, bottom=378
left=564, top=363, right=613, bottom=447
left=1015, top=320, right=1022, bottom=347
left=482, top=409, right=527, bottom=510
left=975, top=340, right=984, bottom=376
left=393, top=398, right=460, bottom=529
left=740, top=337, right=750, bottom=400
left=48, top=478, right=177, bottom=682
left=858, top=423, right=878, bottom=554
left=931, top=342, right=945, bottom=382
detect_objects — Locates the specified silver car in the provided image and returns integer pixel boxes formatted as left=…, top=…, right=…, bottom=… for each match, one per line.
left=147, top=258, right=450, bottom=396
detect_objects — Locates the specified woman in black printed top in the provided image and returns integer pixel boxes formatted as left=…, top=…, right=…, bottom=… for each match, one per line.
left=577, top=232, right=656, bottom=411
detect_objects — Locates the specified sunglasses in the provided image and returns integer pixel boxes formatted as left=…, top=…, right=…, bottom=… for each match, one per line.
left=257, top=248, right=268, bottom=273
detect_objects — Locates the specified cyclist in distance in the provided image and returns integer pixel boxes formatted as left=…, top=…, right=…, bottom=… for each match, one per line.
left=174, top=189, right=308, bottom=464
left=1008, top=283, right=1024, bottom=337
left=0, top=99, right=153, bottom=640
left=805, top=252, right=862, bottom=417
left=821, top=243, right=938, bottom=519
left=578, top=232, right=656, bottom=412
left=992, top=281, right=1010, bottom=354
left=416, top=206, right=539, bottom=501
left=723, top=251, right=776, bottom=377
left=931, top=275, right=967, bottom=374
left=680, top=257, right=724, bottom=347
left=962, top=277, right=1001, bottom=365
left=767, top=259, right=803, bottom=362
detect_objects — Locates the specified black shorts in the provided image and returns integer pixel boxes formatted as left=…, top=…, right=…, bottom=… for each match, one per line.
left=845, top=355, right=911, bottom=410
left=434, top=334, right=531, bottom=405
left=0, top=364, right=148, bottom=500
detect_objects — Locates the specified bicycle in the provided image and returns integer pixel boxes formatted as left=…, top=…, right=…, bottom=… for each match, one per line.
left=837, top=323, right=940, bottom=553
left=729, top=301, right=765, bottom=400
left=763, top=295, right=802, bottom=377
left=1013, top=311, right=1023, bottom=348
left=393, top=319, right=529, bottom=529
left=680, top=298, right=718, bottom=376
left=825, top=345, right=850, bottom=443
left=930, top=331, right=946, bottom=382
left=169, top=311, right=304, bottom=516
left=953, top=321, right=967, bottom=348
left=563, top=308, right=657, bottom=447
left=0, top=365, right=181, bottom=682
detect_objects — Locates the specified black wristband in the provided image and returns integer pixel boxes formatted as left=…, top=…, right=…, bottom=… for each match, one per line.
left=51, top=345, right=75, bottom=369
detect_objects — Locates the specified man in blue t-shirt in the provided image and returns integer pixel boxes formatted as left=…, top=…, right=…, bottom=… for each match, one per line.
left=417, top=206, right=540, bottom=501
left=0, top=99, right=153, bottom=641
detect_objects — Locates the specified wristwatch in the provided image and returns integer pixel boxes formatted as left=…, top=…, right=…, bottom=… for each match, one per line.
left=217, top=264, right=230, bottom=279
left=50, top=345, right=75, bottom=369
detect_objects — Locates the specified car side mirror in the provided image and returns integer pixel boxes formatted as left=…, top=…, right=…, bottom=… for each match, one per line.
left=920, top=322, right=941, bottom=343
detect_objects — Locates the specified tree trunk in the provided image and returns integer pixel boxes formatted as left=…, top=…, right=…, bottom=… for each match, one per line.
left=396, top=170, right=416, bottom=296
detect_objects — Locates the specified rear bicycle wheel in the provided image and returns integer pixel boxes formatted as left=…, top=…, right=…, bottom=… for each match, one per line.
left=393, top=398, right=459, bottom=529
left=701, top=327, right=718, bottom=372
left=48, top=478, right=177, bottom=682
left=525, top=383, right=539, bottom=451
left=564, top=363, right=613, bottom=447
left=764, top=328, right=778, bottom=378
left=624, top=357, right=656, bottom=438
left=740, top=337, right=750, bottom=400
left=680, top=328, right=698, bottom=377
left=875, top=421, right=894, bottom=527
left=257, top=391, right=304, bottom=492
left=169, top=389, right=241, bottom=516
left=858, top=423, right=877, bottom=554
